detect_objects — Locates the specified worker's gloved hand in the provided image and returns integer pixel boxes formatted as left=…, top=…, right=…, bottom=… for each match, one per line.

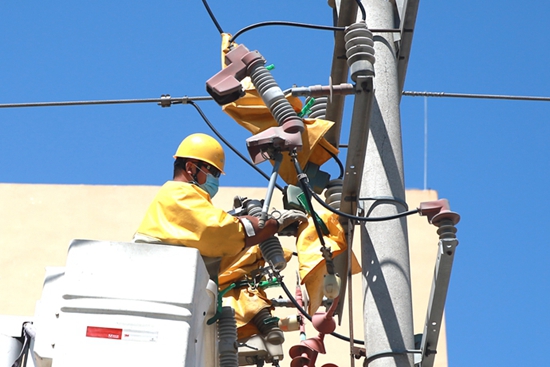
left=273, top=209, right=308, bottom=236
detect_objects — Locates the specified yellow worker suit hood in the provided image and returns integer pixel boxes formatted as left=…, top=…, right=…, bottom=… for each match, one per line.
left=219, top=34, right=339, bottom=186
left=296, top=210, right=361, bottom=314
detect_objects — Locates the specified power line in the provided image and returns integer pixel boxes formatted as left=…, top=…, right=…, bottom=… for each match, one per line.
left=230, top=21, right=346, bottom=43
left=0, top=96, right=213, bottom=109
left=230, top=20, right=399, bottom=43
left=201, top=0, right=224, bottom=34
left=403, top=90, right=550, bottom=102
left=3, top=90, right=549, bottom=110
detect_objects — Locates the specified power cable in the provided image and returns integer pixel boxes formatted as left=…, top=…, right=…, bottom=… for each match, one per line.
left=230, top=21, right=400, bottom=43
left=365, top=349, right=422, bottom=364
left=356, top=0, right=366, bottom=21
left=331, top=4, right=338, bottom=28
left=0, top=96, right=213, bottom=109
left=3, top=90, right=548, bottom=109
left=201, top=0, right=224, bottom=34
left=279, top=281, right=365, bottom=345
left=306, top=181, right=420, bottom=222
left=186, top=100, right=284, bottom=192
left=403, top=90, right=550, bottom=102
left=231, top=21, right=346, bottom=43
left=325, top=146, right=344, bottom=180
left=290, top=152, right=335, bottom=274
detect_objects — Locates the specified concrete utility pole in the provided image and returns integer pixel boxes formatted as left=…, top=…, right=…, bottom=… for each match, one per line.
left=359, top=1, right=414, bottom=366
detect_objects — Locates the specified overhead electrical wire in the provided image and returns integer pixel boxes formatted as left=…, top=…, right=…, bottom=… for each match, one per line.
left=230, top=21, right=345, bottom=43
left=202, top=0, right=364, bottom=41
left=356, top=0, right=367, bottom=21
left=0, top=96, right=213, bottom=109
left=402, top=90, right=550, bottom=102
left=5, top=90, right=550, bottom=109
left=201, top=0, right=224, bottom=34
left=230, top=21, right=400, bottom=43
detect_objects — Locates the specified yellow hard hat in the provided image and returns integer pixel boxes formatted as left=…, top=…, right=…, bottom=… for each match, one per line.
left=174, top=133, right=225, bottom=173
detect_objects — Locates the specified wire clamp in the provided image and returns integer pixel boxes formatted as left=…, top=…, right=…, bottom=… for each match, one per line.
left=296, top=173, right=308, bottom=181
left=158, top=94, right=172, bottom=108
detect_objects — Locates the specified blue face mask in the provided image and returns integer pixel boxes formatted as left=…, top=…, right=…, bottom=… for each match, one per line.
left=199, top=173, right=219, bottom=198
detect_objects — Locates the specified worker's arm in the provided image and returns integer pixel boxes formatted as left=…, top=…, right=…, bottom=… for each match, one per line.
left=238, top=215, right=278, bottom=248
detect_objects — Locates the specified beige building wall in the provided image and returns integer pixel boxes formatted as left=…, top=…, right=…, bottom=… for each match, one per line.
left=0, top=184, right=447, bottom=367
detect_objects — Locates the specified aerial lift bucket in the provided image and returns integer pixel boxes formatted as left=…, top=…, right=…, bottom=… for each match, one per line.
left=27, top=240, right=218, bottom=367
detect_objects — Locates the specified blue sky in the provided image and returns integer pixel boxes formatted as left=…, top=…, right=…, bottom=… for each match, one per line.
left=2, top=1, right=550, bottom=366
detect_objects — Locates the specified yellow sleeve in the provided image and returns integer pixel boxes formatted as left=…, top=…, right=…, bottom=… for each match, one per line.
left=136, top=181, right=246, bottom=257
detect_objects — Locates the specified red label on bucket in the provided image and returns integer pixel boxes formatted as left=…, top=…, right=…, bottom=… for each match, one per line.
left=86, top=326, right=123, bottom=340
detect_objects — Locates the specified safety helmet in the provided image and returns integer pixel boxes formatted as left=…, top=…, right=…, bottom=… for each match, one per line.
left=174, top=133, right=225, bottom=174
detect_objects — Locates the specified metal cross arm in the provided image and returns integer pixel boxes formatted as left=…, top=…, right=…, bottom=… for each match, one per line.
left=417, top=199, right=460, bottom=367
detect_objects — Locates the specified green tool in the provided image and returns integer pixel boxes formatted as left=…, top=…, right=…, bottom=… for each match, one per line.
left=284, top=184, right=329, bottom=236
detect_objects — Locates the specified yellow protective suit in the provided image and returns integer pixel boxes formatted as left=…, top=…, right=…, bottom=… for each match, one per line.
left=135, top=180, right=289, bottom=340
left=296, top=211, right=362, bottom=314
left=218, top=245, right=293, bottom=340
left=135, top=181, right=246, bottom=258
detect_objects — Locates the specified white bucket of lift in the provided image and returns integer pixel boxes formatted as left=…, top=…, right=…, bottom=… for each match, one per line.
left=30, top=240, right=217, bottom=367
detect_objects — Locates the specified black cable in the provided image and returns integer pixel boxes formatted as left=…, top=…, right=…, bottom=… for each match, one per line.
left=230, top=21, right=345, bottom=43
left=280, top=281, right=365, bottom=345
left=280, top=281, right=312, bottom=322
left=290, top=153, right=334, bottom=273
left=186, top=101, right=284, bottom=192
left=306, top=181, right=420, bottom=221
left=291, top=154, right=328, bottom=245
left=331, top=5, right=338, bottom=28
left=325, top=146, right=344, bottom=180
left=365, top=350, right=422, bottom=364
left=356, top=0, right=366, bottom=21
left=360, top=196, right=409, bottom=211
left=201, top=0, right=224, bottom=34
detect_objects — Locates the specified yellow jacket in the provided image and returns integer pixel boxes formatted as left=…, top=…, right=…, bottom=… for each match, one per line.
left=135, top=181, right=246, bottom=258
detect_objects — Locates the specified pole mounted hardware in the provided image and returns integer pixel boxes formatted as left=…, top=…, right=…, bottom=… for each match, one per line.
left=417, top=199, right=460, bottom=367
left=289, top=297, right=341, bottom=367
left=333, top=20, right=376, bottom=321
left=206, top=44, right=304, bottom=164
